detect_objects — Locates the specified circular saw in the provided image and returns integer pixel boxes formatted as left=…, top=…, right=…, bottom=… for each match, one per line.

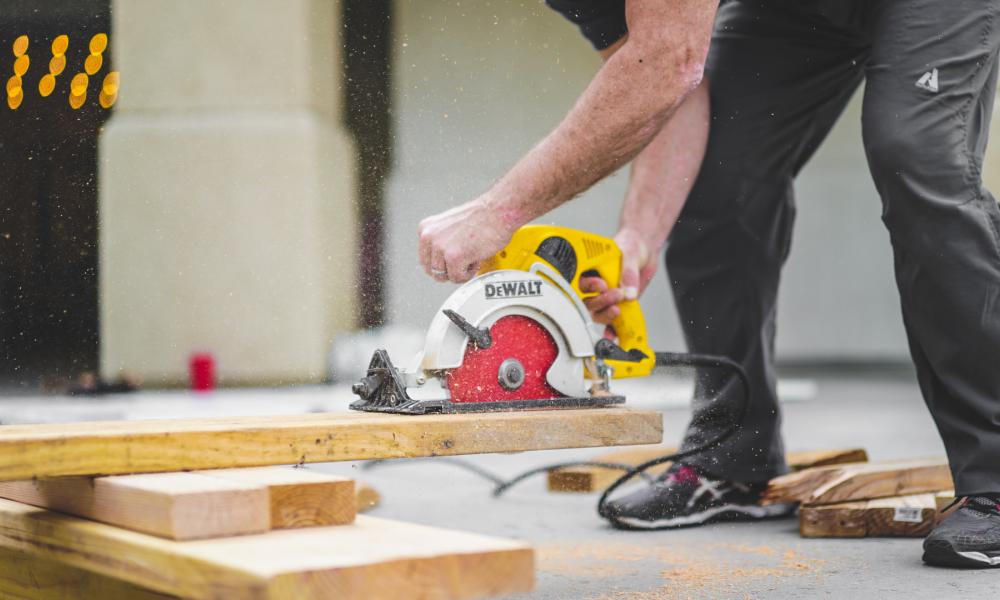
left=350, top=225, right=657, bottom=414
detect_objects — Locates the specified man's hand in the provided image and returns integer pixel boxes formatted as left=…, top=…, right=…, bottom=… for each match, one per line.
left=418, top=198, right=515, bottom=283
left=580, top=229, right=657, bottom=326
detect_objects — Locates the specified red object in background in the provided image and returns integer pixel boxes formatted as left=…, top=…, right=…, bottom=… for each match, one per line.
left=189, top=353, right=216, bottom=391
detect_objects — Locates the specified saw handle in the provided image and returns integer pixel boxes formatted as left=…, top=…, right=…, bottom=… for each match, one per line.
left=484, top=225, right=657, bottom=379
left=581, top=267, right=656, bottom=379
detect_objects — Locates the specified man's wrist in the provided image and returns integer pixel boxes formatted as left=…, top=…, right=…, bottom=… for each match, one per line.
left=480, top=189, right=527, bottom=238
left=615, top=225, right=661, bottom=257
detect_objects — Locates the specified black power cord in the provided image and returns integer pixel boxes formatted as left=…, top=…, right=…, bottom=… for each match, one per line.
left=490, top=351, right=751, bottom=529
left=596, top=352, right=751, bottom=526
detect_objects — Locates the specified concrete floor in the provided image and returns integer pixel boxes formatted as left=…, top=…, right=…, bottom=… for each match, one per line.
left=1, top=371, right=994, bottom=598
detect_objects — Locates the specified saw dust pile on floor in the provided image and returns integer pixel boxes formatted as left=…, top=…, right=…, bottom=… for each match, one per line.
left=539, top=542, right=825, bottom=600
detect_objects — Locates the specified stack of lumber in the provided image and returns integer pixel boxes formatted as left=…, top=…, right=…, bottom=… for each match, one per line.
left=0, top=407, right=662, bottom=599
left=547, top=446, right=868, bottom=493
left=762, top=458, right=955, bottom=538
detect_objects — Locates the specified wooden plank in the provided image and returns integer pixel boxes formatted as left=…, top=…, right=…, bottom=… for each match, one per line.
left=0, top=499, right=533, bottom=600
left=762, top=458, right=953, bottom=506
left=0, top=546, right=176, bottom=600
left=547, top=447, right=868, bottom=493
left=0, top=408, right=662, bottom=481
left=198, top=467, right=355, bottom=528
left=547, top=446, right=677, bottom=492
left=800, top=493, right=940, bottom=538
left=356, top=481, right=381, bottom=512
left=0, top=473, right=270, bottom=540
left=787, top=448, right=869, bottom=470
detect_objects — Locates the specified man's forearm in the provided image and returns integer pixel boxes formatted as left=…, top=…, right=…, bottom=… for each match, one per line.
left=620, top=79, right=710, bottom=252
left=482, top=0, right=717, bottom=232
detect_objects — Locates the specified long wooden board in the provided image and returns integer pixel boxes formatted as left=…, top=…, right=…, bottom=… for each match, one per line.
left=198, top=467, right=355, bottom=528
left=0, top=546, right=176, bottom=600
left=800, top=493, right=943, bottom=538
left=0, top=498, right=534, bottom=600
left=0, top=408, right=661, bottom=481
left=762, top=458, right=952, bottom=506
left=547, top=447, right=868, bottom=493
left=0, top=472, right=270, bottom=540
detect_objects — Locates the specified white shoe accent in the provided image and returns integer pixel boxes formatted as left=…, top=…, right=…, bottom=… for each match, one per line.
left=957, top=551, right=1000, bottom=566
left=614, top=502, right=794, bottom=530
left=916, top=68, right=939, bottom=93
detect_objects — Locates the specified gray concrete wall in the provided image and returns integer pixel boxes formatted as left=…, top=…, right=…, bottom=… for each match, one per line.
left=99, top=0, right=357, bottom=385
left=385, top=2, right=923, bottom=362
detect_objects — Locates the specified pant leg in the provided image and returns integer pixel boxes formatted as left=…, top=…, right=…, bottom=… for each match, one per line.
left=668, top=0, right=869, bottom=482
left=862, top=0, right=1000, bottom=495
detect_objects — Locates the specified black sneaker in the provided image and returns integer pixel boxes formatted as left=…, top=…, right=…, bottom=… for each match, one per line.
left=602, top=463, right=795, bottom=530
left=923, top=495, right=1000, bottom=568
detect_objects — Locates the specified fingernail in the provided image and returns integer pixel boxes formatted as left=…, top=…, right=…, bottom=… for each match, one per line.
left=624, top=287, right=637, bottom=300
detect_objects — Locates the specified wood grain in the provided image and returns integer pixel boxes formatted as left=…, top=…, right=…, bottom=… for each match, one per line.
left=0, top=473, right=270, bottom=540
left=0, top=499, right=534, bottom=600
left=199, top=467, right=355, bottom=528
left=800, top=493, right=942, bottom=538
left=763, top=458, right=953, bottom=506
left=0, top=408, right=662, bottom=481
left=547, top=447, right=868, bottom=493
left=0, top=546, right=176, bottom=599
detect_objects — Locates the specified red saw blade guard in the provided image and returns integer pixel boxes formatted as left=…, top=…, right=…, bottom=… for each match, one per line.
left=446, top=315, right=563, bottom=403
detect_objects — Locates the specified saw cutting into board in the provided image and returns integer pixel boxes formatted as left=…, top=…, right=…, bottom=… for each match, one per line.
left=350, top=225, right=744, bottom=418
left=351, top=225, right=657, bottom=414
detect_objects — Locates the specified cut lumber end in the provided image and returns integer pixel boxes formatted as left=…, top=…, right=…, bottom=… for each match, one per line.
left=355, top=482, right=381, bottom=512
left=800, top=493, right=940, bottom=538
left=198, top=467, right=356, bottom=528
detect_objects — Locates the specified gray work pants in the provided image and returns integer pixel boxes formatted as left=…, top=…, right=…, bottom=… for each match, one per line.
left=670, top=0, right=1000, bottom=494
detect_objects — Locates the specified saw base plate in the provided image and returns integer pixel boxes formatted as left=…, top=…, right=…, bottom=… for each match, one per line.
left=349, top=394, right=626, bottom=415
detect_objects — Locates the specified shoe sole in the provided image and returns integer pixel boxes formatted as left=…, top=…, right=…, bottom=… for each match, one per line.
left=923, top=539, right=1000, bottom=569
left=610, top=502, right=795, bottom=530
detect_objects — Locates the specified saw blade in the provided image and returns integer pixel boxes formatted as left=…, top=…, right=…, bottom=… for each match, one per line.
left=445, top=314, right=562, bottom=403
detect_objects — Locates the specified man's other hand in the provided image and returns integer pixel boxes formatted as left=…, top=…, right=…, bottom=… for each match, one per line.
left=418, top=198, right=515, bottom=283
left=580, top=229, right=656, bottom=326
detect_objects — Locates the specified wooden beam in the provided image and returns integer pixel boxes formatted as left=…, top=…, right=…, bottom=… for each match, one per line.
left=0, top=499, right=533, bottom=600
left=0, top=473, right=270, bottom=540
left=762, top=458, right=953, bottom=506
left=0, top=408, right=661, bottom=481
left=356, top=482, right=381, bottom=513
left=0, top=546, right=177, bottom=600
left=198, top=467, right=355, bottom=528
left=547, top=447, right=868, bottom=493
left=800, top=493, right=945, bottom=538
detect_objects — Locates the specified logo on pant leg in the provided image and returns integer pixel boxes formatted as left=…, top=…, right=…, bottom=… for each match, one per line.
left=916, top=68, right=939, bottom=93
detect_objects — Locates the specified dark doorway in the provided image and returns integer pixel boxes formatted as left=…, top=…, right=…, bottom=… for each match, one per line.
left=0, top=1, right=111, bottom=389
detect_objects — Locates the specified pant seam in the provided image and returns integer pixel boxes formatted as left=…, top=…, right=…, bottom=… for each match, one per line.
left=959, top=5, right=996, bottom=207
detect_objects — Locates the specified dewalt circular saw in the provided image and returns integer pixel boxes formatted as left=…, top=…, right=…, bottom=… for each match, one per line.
left=350, top=225, right=662, bottom=414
